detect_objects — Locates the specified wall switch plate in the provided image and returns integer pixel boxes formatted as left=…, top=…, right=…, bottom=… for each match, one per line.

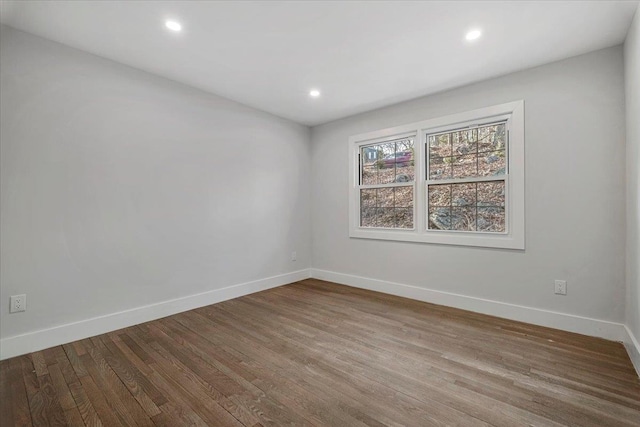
left=554, top=280, right=567, bottom=295
left=291, top=251, right=297, bottom=262
left=10, top=294, right=26, bottom=313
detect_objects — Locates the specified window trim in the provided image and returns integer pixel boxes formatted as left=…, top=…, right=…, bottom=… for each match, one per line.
left=348, top=100, right=525, bottom=250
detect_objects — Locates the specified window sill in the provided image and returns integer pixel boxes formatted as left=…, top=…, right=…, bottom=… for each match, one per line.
left=349, top=228, right=524, bottom=250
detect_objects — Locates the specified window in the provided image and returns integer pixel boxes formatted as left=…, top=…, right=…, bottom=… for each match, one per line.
left=349, top=101, right=525, bottom=249
left=427, top=122, right=506, bottom=233
left=359, top=136, right=415, bottom=229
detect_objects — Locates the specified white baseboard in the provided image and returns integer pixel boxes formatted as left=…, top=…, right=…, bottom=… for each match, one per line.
left=0, top=269, right=311, bottom=361
left=4, top=267, right=637, bottom=378
left=622, top=326, right=640, bottom=377
left=310, top=268, right=628, bottom=343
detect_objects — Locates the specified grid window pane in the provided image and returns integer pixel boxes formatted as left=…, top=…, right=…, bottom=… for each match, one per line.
left=451, top=207, right=477, bottom=231
left=377, top=187, right=394, bottom=207
left=359, top=137, right=415, bottom=230
left=426, top=121, right=507, bottom=233
left=452, top=154, right=478, bottom=179
left=362, top=166, right=377, bottom=185
left=451, top=183, right=476, bottom=207
left=361, top=207, right=376, bottom=228
left=428, top=121, right=507, bottom=181
left=428, top=184, right=451, bottom=206
left=477, top=181, right=505, bottom=207
left=478, top=150, right=506, bottom=176
left=360, top=187, right=414, bottom=229
left=361, top=188, right=376, bottom=208
left=361, top=138, right=415, bottom=185
left=429, top=133, right=451, bottom=158
left=478, top=123, right=506, bottom=153
left=429, top=207, right=452, bottom=230
left=478, top=207, right=505, bottom=232
left=428, top=180, right=505, bottom=232
left=395, top=186, right=414, bottom=208
left=395, top=208, right=413, bottom=229
left=452, top=129, right=477, bottom=155
left=429, top=156, right=452, bottom=180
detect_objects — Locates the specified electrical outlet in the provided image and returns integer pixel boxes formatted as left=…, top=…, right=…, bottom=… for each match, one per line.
left=10, top=294, right=26, bottom=313
left=554, top=280, right=567, bottom=295
left=291, top=251, right=297, bottom=262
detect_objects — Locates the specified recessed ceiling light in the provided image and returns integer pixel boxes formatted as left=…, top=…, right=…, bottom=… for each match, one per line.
left=165, top=20, right=182, bottom=32
left=309, top=89, right=321, bottom=98
left=465, top=29, right=482, bottom=41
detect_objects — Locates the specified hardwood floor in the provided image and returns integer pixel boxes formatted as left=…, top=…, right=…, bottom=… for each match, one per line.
left=1, top=279, right=639, bottom=426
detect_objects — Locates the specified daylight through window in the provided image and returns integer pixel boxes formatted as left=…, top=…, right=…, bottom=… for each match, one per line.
left=349, top=101, right=525, bottom=249
left=427, top=122, right=507, bottom=233
left=359, top=137, right=415, bottom=229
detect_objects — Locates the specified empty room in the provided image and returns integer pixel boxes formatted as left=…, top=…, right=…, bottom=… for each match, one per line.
left=1, top=0, right=639, bottom=425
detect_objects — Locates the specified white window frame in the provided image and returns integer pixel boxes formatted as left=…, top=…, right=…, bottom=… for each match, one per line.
left=348, top=100, right=525, bottom=250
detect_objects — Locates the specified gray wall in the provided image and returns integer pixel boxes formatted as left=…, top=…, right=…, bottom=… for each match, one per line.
left=1, top=23, right=634, bottom=352
left=311, top=46, right=627, bottom=323
left=0, top=26, right=311, bottom=339
left=625, top=9, right=640, bottom=344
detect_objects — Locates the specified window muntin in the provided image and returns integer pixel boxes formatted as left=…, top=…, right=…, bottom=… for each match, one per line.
left=358, top=136, right=415, bottom=229
left=426, top=121, right=508, bottom=233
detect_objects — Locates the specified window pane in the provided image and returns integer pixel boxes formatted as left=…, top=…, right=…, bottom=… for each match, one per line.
left=428, top=121, right=507, bottom=181
left=452, top=154, right=478, bottom=179
left=377, top=143, right=397, bottom=185
left=477, top=181, right=505, bottom=207
left=428, top=180, right=505, bottom=233
left=361, top=207, right=376, bottom=228
left=429, top=207, right=452, bottom=230
left=361, top=138, right=414, bottom=185
left=360, top=187, right=414, bottom=229
left=394, top=166, right=414, bottom=182
left=360, top=189, right=376, bottom=208
left=377, top=187, right=394, bottom=207
left=375, top=207, right=414, bottom=229
left=451, top=207, right=476, bottom=231
left=429, top=156, right=452, bottom=180
left=428, top=184, right=451, bottom=206
left=395, top=138, right=413, bottom=154
left=395, top=208, right=413, bottom=229
left=393, top=144, right=414, bottom=182
left=429, top=206, right=476, bottom=231
left=451, top=183, right=476, bottom=207
left=362, top=166, right=377, bottom=185
left=395, top=186, right=414, bottom=208
left=478, top=150, right=506, bottom=176
left=429, top=133, right=451, bottom=158
left=377, top=207, right=395, bottom=228
left=478, top=207, right=505, bottom=232
left=478, top=123, right=506, bottom=153
left=452, top=129, right=477, bottom=155
left=392, top=139, right=414, bottom=182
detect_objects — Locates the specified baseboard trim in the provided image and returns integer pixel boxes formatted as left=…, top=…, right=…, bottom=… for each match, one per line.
left=622, top=325, right=640, bottom=377
left=310, top=268, right=627, bottom=343
left=0, top=269, right=311, bottom=360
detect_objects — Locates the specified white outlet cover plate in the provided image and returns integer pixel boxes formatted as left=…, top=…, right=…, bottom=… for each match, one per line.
left=554, top=280, right=567, bottom=295
left=10, top=294, right=26, bottom=313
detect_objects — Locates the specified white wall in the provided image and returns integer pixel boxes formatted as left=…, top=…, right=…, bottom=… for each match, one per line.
left=311, top=46, right=627, bottom=325
left=625, top=6, right=640, bottom=369
left=0, top=26, right=311, bottom=348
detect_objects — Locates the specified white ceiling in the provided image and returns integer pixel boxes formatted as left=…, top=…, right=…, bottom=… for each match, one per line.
left=1, top=1, right=638, bottom=126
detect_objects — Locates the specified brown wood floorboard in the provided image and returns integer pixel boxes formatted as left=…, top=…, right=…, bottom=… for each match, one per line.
left=1, top=279, right=639, bottom=426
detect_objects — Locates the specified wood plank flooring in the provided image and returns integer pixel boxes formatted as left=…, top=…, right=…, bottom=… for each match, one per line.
left=1, top=279, right=639, bottom=426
